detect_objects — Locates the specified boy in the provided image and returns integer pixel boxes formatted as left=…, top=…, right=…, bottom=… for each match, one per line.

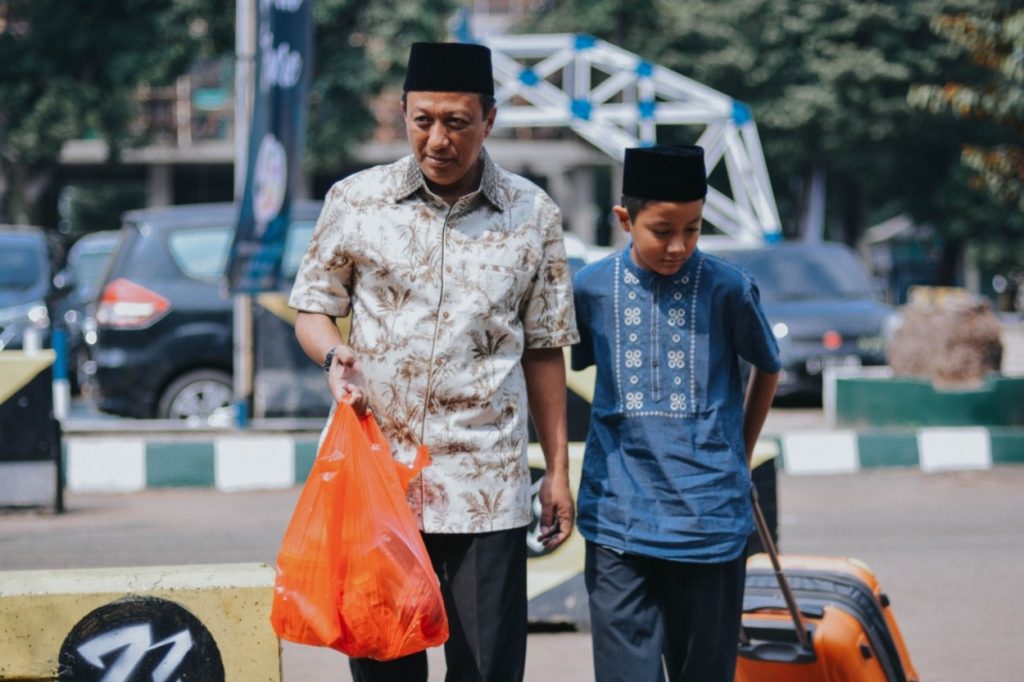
left=571, top=145, right=781, bottom=682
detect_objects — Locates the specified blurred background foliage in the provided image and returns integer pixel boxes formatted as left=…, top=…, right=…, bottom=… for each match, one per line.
left=0, top=0, right=234, bottom=223
left=522, top=0, right=1024, bottom=277
left=0, top=0, right=454, bottom=225
left=1, top=0, right=1022, bottom=280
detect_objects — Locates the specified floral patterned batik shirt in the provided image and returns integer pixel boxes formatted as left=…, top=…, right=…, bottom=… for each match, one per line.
left=289, top=151, right=579, bottom=533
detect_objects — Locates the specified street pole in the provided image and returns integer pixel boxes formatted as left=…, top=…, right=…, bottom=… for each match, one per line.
left=233, top=0, right=256, bottom=427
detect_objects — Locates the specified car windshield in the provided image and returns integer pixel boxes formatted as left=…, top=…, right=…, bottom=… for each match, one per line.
left=0, top=243, right=44, bottom=291
left=281, top=221, right=316, bottom=278
left=72, top=250, right=115, bottom=292
left=167, top=226, right=233, bottom=280
left=715, top=245, right=874, bottom=303
left=167, top=220, right=318, bottom=281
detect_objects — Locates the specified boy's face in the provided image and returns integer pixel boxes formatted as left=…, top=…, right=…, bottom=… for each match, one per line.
left=613, top=199, right=703, bottom=276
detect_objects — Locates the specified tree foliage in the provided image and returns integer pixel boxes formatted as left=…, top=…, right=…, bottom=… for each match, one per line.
left=909, top=5, right=1024, bottom=213
left=305, top=0, right=455, bottom=171
left=0, top=0, right=455, bottom=224
left=520, top=0, right=1010, bottom=260
left=0, top=0, right=232, bottom=223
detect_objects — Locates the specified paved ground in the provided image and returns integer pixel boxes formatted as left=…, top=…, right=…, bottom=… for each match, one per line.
left=3, top=466, right=1023, bottom=680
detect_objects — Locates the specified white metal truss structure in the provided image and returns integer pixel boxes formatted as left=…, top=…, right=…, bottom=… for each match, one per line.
left=482, top=33, right=782, bottom=243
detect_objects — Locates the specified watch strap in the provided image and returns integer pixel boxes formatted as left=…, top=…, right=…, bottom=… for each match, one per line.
left=322, top=347, right=337, bottom=374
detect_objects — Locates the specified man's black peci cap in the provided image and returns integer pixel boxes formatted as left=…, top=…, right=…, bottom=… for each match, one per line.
left=403, top=42, right=495, bottom=96
left=622, top=145, right=708, bottom=202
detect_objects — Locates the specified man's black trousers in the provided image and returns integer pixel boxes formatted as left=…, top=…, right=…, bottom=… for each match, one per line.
left=349, top=526, right=527, bottom=682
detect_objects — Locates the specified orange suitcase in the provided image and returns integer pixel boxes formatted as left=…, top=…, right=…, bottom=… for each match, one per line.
left=735, top=495, right=920, bottom=682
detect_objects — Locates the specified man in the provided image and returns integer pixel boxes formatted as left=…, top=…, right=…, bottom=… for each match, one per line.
left=288, top=42, right=579, bottom=681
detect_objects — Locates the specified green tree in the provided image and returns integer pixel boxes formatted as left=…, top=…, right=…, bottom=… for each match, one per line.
left=908, top=3, right=1024, bottom=281
left=909, top=6, right=1024, bottom=210
left=306, top=0, right=456, bottom=172
left=0, top=0, right=456, bottom=225
left=0, top=0, right=232, bottom=224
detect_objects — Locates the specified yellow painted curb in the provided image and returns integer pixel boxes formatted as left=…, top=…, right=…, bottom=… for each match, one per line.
left=256, top=293, right=351, bottom=340
left=526, top=443, right=586, bottom=600
left=0, top=350, right=54, bottom=405
left=751, top=438, right=780, bottom=470
left=0, top=563, right=280, bottom=681
left=563, top=347, right=596, bottom=403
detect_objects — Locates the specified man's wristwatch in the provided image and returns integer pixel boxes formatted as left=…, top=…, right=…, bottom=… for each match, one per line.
left=322, top=347, right=338, bottom=374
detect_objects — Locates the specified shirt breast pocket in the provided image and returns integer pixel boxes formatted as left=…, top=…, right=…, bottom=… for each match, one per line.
left=473, top=263, right=528, bottom=311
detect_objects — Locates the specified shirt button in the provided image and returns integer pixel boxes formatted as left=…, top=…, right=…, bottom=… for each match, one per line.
left=445, top=266, right=453, bottom=273
left=442, top=311, right=450, bottom=320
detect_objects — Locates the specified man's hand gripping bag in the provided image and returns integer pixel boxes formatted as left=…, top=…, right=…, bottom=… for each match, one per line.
left=271, top=403, right=448, bottom=660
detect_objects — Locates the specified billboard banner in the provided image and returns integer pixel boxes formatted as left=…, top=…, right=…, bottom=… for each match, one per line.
left=226, top=0, right=313, bottom=293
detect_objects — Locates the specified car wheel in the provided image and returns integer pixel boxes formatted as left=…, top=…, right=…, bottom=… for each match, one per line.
left=157, top=369, right=234, bottom=425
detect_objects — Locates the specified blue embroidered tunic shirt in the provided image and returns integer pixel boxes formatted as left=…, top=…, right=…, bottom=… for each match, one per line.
left=572, top=246, right=781, bottom=562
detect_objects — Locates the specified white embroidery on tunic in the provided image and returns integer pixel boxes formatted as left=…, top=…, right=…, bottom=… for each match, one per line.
left=615, top=254, right=704, bottom=419
left=689, top=257, right=704, bottom=412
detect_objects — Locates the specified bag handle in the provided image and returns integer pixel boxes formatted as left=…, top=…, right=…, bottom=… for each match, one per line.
left=392, top=444, right=430, bottom=489
left=345, top=402, right=432, bottom=489
left=751, top=487, right=811, bottom=651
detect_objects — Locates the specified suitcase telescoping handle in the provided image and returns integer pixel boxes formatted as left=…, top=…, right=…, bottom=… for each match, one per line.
left=751, top=487, right=811, bottom=651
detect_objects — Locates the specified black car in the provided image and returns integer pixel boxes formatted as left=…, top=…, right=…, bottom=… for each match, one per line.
left=0, top=225, right=66, bottom=352
left=54, top=230, right=121, bottom=391
left=706, top=240, right=895, bottom=399
left=89, top=202, right=324, bottom=421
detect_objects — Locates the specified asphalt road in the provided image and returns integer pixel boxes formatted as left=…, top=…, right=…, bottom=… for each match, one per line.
left=2, top=467, right=1023, bottom=681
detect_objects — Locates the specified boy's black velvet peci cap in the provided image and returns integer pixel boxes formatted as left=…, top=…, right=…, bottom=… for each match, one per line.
left=622, top=145, right=707, bottom=202
left=403, top=42, right=494, bottom=95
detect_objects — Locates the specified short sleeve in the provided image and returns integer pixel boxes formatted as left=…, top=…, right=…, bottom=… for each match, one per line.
left=732, top=276, right=782, bottom=374
left=521, top=195, right=580, bottom=349
left=288, top=183, right=353, bottom=317
left=570, top=278, right=594, bottom=370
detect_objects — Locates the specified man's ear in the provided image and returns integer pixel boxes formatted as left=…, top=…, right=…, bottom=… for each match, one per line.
left=484, top=105, right=497, bottom=136
left=612, top=205, right=632, bottom=234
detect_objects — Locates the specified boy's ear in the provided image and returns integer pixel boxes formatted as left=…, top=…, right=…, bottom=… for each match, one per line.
left=612, top=205, right=632, bottom=234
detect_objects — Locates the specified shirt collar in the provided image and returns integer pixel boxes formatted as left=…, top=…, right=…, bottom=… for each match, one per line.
left=393, top=149, right=507, bottom=212
left=621, top=243, right=702, bottom=284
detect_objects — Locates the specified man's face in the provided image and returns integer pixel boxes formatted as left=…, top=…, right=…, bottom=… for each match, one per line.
left=613, top=200, right=704, bottom=276
left=404, top=91, right=496, bottom=197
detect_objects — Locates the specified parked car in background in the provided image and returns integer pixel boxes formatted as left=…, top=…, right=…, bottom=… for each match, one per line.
left=54, top=230, right=121, bottom=391
left=0, top=225, right=67, bottom=352
left=704, top=239, right=895, bottom=400
left=88, top=202, right=323, bottom=422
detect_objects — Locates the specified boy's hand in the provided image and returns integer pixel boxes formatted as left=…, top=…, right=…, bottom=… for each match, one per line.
left=538, top=472, right=574, bottom=549
left=327, top=345, right=369, bottom=416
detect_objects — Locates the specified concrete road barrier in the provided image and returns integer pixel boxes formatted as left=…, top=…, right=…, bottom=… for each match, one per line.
left=0, top=350, right=62, bottom=510
left=0, top=563, right=279, bottom=681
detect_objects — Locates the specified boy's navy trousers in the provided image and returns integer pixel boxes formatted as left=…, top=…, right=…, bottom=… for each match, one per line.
left=585, top=541, right=746, bottom=682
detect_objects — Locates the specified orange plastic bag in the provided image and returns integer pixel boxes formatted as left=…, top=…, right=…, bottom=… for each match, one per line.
left=270, top=402, right=448, bottom=660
